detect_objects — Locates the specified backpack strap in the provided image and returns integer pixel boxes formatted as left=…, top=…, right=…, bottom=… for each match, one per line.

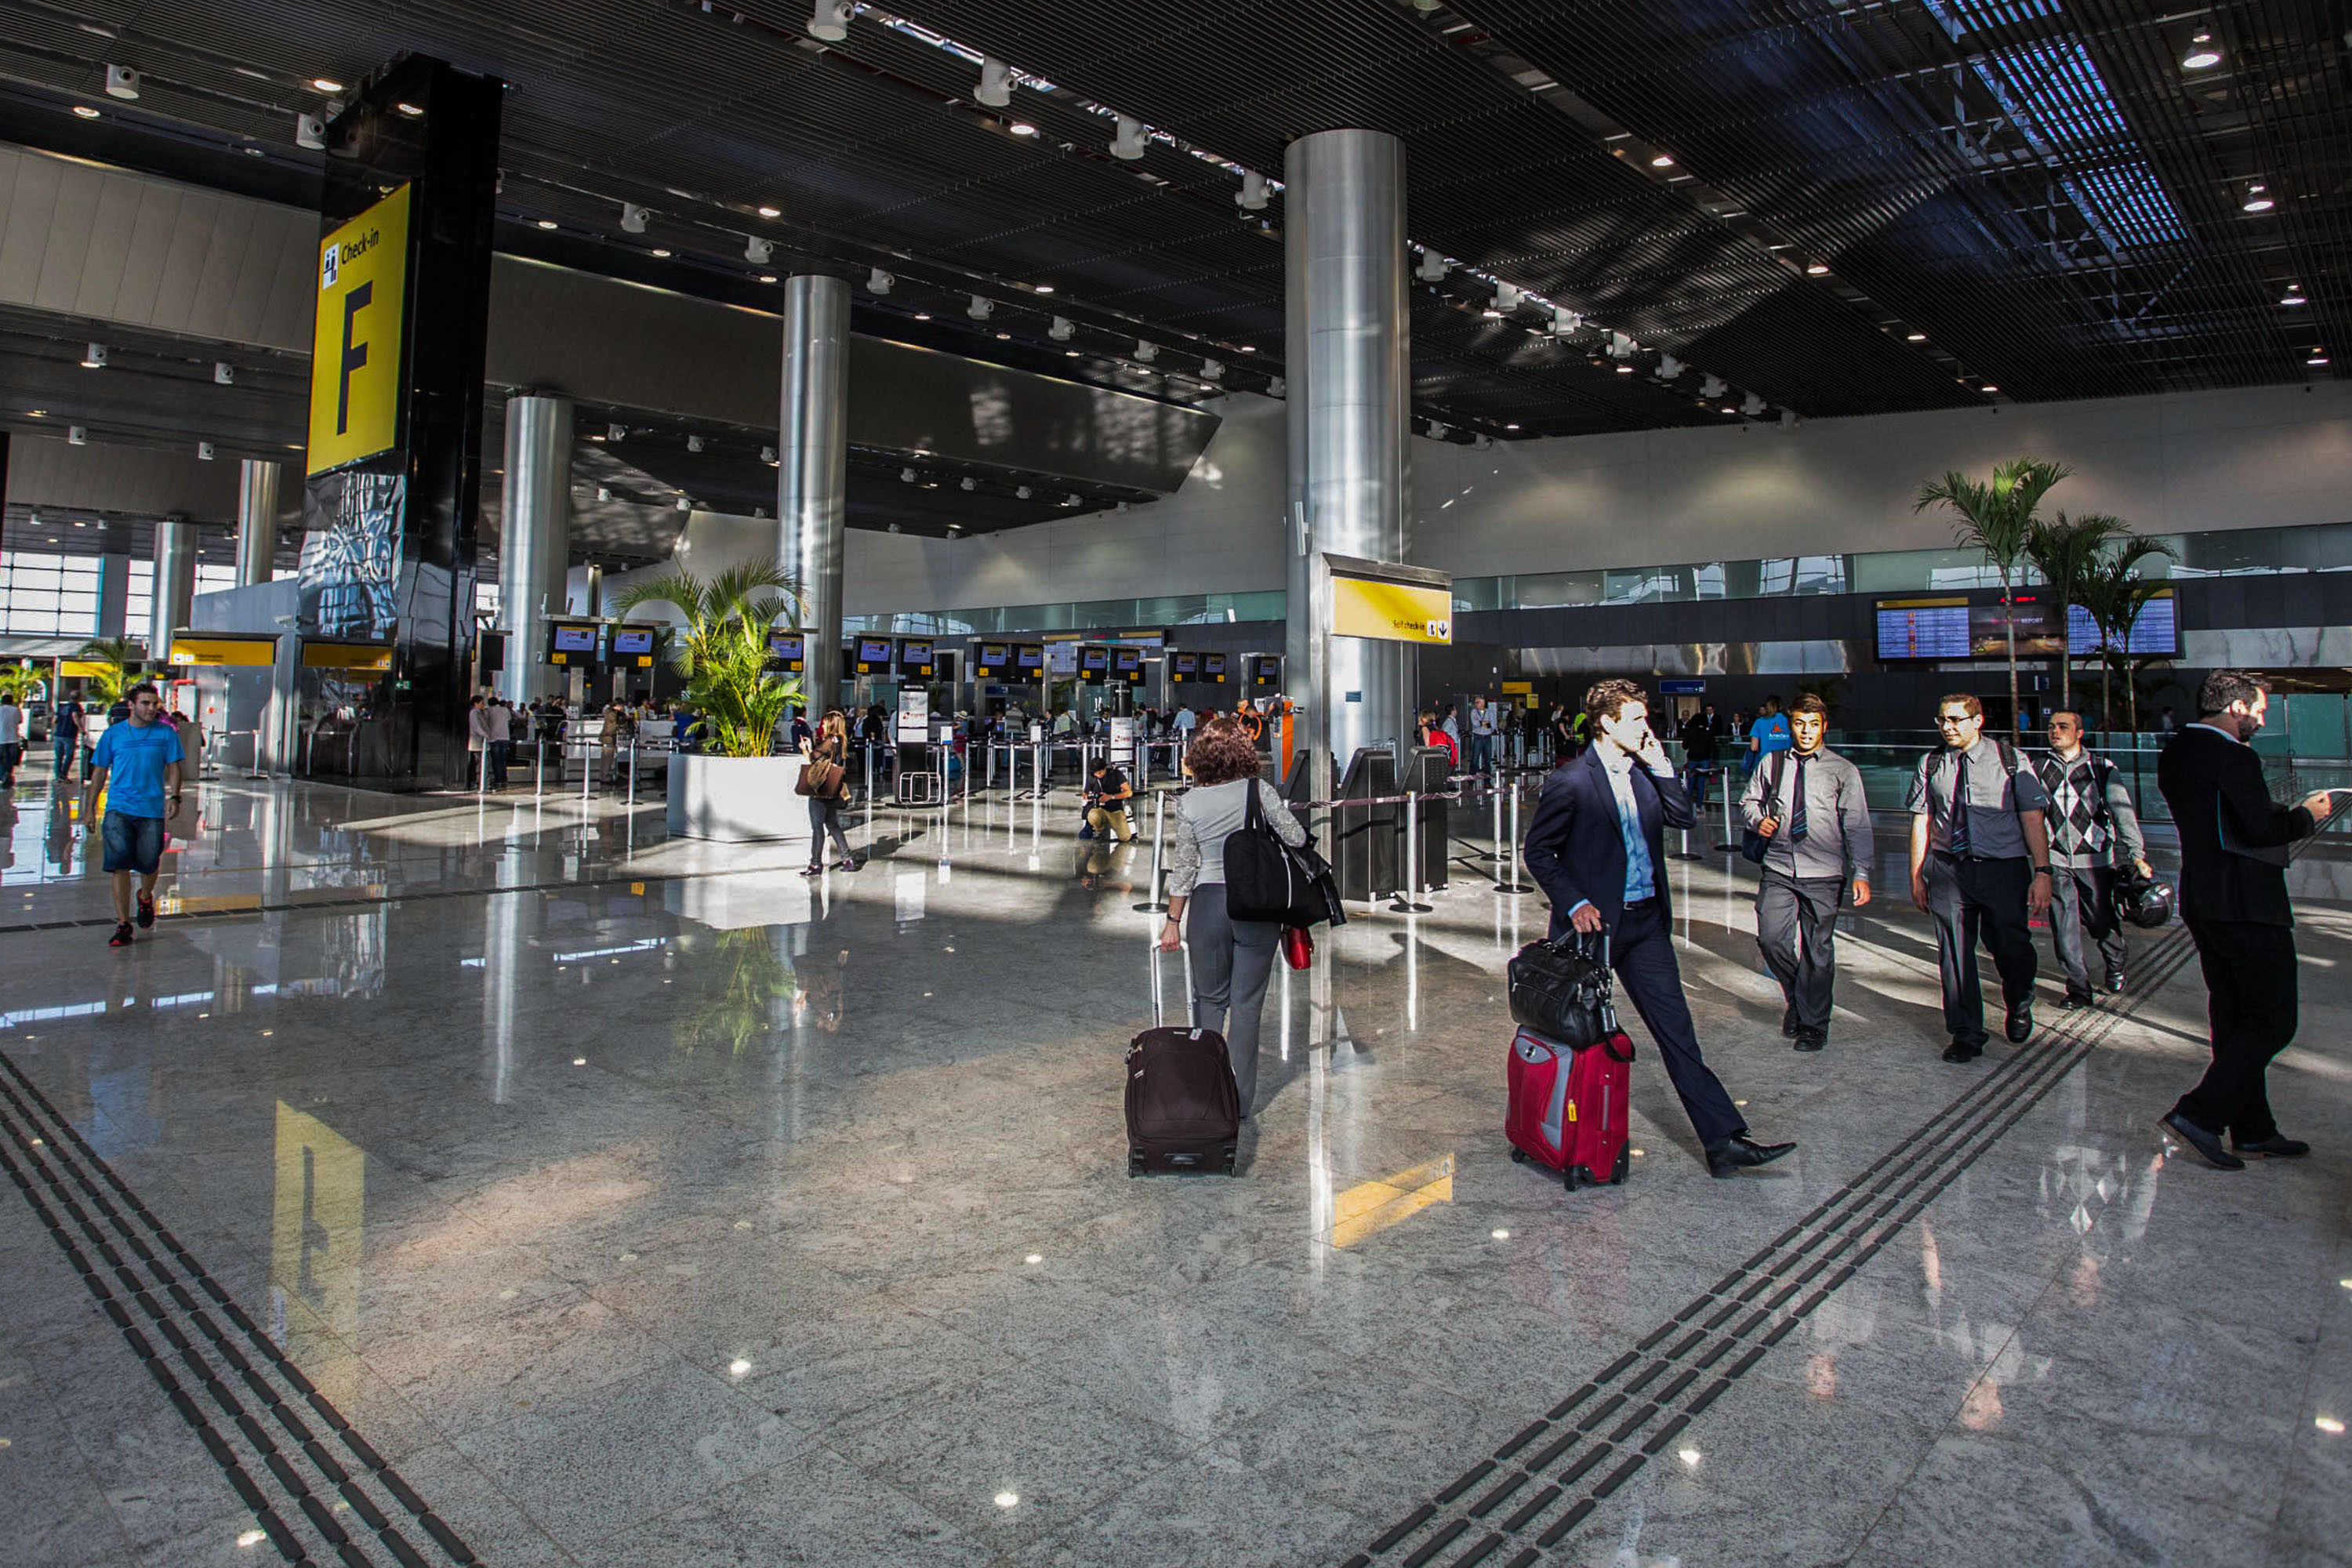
left=1766, top=749, right=1789, bottom=811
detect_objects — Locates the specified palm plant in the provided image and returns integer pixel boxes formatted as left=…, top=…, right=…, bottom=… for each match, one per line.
left=2024, top=512, right=2129, bottom=712
left=71, top=637, right=140, bottom=705
left=0, top=661, right=38, bottom=703
left=611, top=562, right=804, bottom=759
left=2075, top=537, right=2180, bottom=743
left=1915, top=458, right=2073, bottom=738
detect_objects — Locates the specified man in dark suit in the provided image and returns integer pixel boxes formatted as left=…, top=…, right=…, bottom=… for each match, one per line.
left=2156, top=670, right=2339, bottom=1170
left=1524, top=678, right=1795, bottom=1178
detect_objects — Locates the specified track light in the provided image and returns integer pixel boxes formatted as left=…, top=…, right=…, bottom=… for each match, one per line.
left=745, top=237, right=772, bottom=263
left=2281, top=287, right=2306, bottom=305
left=1650, top=153, right=1675, bottom=168
left=757, top=205, right=781, bottom=218
left=760, top=446, right=779, bottom=464
left=1473, top=434, right=1494, bottom=451
left=1417, top=251, right=1448, bottom=283
left=1063, top=493, right=1083, bottom=506
left=960, top=477, right=977, bottom=491
left=621, top=203, right=650, bottom=234
left=608, top=423, right=626, bottom=442
left=676, top=495, right=692, bottom=511
left=1548, top=308, right=1580, bottom=336
left=2243, top=186, right=2274, bottom=212
left=68, top=426, right=88, bottom=445
left=1804, top=261, right=1830, bottom=275
left=198, top=441, right=216, bottom=459
left=867, top=267, right=893, bottom=295
left=967, top=295, right=993, bottom=320
left=687, top=434, right=706, bottom=453
left=807, top=0, right=850, bottom=40
left=2183, top=33, right=2220, bottom=68
left=82, top=343, right=106, bottom=368
left=946, top=523, right=962, bottom=536
left=1134, top=340, right=1158, bottom=363
left=1494, top=282, right=1523, bottom=312
left=1779, top=408, right=1798, bottom=430
left=1741, top=392, right=1766, bottom=416
left=296, top=114, right=326, bottom=151
left=1267, top=376, right=1285, bottom=396
left=1200, top=359, right=1224, bottom=381
left=1236, top=171, right=1269, bottom=210
left=105, top=64, right=139, bottom=100
left=1048, top=316, right=1075, bottom=341
left=1657, top=354, right=1685, bottom=379
left=1609, top=332, right=1635, bottom=360
left=1111, top=115, right=1148, bottom=161
left=1426, top=422, right=1448, bottom=441
left=901, top=467, right=917, bottom=483
left=1700, top=374, right=1726, bottom=400
left=1015, top=485, right=1033, bottom=499
left=977, top=58, right=1013, bottom=107
left=597, top=486, right=612, bottom=502
left=214, top=361, right=234, bottom=385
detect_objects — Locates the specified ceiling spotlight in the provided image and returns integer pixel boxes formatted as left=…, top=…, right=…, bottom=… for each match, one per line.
left=968, top=295, right=994, bottom=320
left=1494, top=282, right=1523, bottom=313
left=1650, top=153, right=1675, bottom=167
left=1009, top=122, right=1037, bottom=136
left=687, top=434, right=706, bottom=452
left=993, top=331, right=1011, bottom=339
left=1267, top=375, right=1285, bottom=396
left=760, top=446, right=779, bottom=464
left=71, top=103, right=100, bottom=118
left=608, top=423, right=626, bottom=441
left=1504, top=423, right=1520, bottom=430
left=1906, top=331, right=1927, bottom=341
left=1481, top=305, right=1504, bottom=320
left=1980, top=383, right=1999, bottom=393
left=1416, top=251, right=1449, bottom=283
left=758, top=274, right=777, bottom=283
left=104, top=64, right=139, bottom=100
left=648, top=248, right=672, bottom=258
left=1200, top=358, right=1224, bottom=381
left=2309, top=353, right=2330, bottom=365
left=1134, top=339, right=1158, bottom=363
left=596, top=485, right=612, bottom=501
left=1657, top=354, right=1685, bottom=379
left=311, top=77, right=344, bottom=93
left=213, top=361, right=234, bottom=384
left=1236, top=170, right=1270, bottom=211
left=1615, top=364, right=1634, bottom=373
left=1549, top=308, right=1581, bottom=336
left=2183, top=34, right=2221, bottom=68
left=621, top=202, right=650, bottom=233
left=68, top=425, right=88, bottom=445
left=296, top=114, right=326, bottom=149
left=946, top=523, right=963, bottom=536
left=1700, top=373, right=1726, bottom=399
left=675, top=495, right=692, bottom=511
left=1063, top=493, right=1083, bottom=506
left=81, top=343, right=106, bottom=368
left=887, top=521, right=902, bottom=533
left=2243, top=189, right=2274, bottom=212
left=2280, top=288, right=2306, bottom=305
left=913, top=311, right=931, bottom=320
left=535, top=219, right=558, bottom=230
left=977, top=57, right=1013, bottom=108
left=198, top=441, right=216, bottom=459
left=1804, top=261, right=1830, bottom=275
left=1111, top=115, right=1148, bottom=161
left=1741, top=392, right=1767, bottom=416
left=960, top=476, right=977, bottom=491
left=394, top=101, right=424, bottom=118
left=756, top=205, right=781, bottom=220
left=1048, top=316, right=1075, bottom=340
left=900, top=466, right=917, bottom=483
left=746, top=236, right=772, bottom=263
left=1610, top=332, right=1636, bottom=360
left=1015, top=485, right=1033, bottom=499
left=1779, top=408, right=1798, bottom=429
left=867, top=267, right=893, bottom=295
left=1426, top=421, right=1448, bottom=440
left=807, top=0, right=851, bottom=40
left=1721, top=405, right=1738, bottom=414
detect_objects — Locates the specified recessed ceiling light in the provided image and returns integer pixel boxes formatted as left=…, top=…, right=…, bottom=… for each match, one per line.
left=1981, top=384, right=1999, bottom=393
left=2183, top=34, right=2221, bottom=68
left=312, top=77, right=343, bottom=92
left=1804, top=262, right=1830, bottom=274
left=650, top=248, right=671, bottom=257
left=1032, top=284, right=1053, bottom=294
left=1906, top=331, right=1927, bottom=340
left=2280, top=288, right=2306, bottom=305
left=913, top=311, right=931, bottom=321
left=394, top=101, right=423, bottom=117
left=1505, top=423, right=1520, bottom=429
left=994, top=332, right=1010, bottom=339
left=1481, top=307, right=1504, bottom=318
left=1650, top=154, right=1674, bottom=167
left=1009, top=122, right=1037, bottom=136
left=2244, top=196, right=2274, bottom=212
left=536, top=219, right=558, bottom=230
left=71, top=103, right=100, bottom=118
left=2310, top=354, right=2331, bottom=365
left=1240, top=344, right=1257, bottom=352
left=1722, top=405, right=1737, bottom=413
left=1065, top=350, right=1080, bottom=356
left=758, top=274, right=777, bottom=283
left=1616, top=364, right=1633, bottom=372
left=757, top=205, right=780, bottom=218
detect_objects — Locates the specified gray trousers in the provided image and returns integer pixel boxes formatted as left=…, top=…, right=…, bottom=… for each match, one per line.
left=1184, top=881, right=1279, bottom=1115
left=1924, top=853, right=2037, bottom=1047
left=1756, top=872, right=1843, bottom=1038
left=2049, top=862, right=2123, bottom=1000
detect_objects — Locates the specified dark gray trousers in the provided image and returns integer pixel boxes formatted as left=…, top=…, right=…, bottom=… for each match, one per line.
left=1184, top=882, right=1279, bottom=1115
left=1924, top=853, right=2037, bottom=1047
left=2049, top=862, right=2123, bottom=1000
left=1756, top=872, right=1843, bottom=1038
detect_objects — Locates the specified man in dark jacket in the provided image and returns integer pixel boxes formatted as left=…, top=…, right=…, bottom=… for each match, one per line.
left=1523, top=677, right=1794, bottom=1178
left=2154, top=670, right=2339, bottom=1169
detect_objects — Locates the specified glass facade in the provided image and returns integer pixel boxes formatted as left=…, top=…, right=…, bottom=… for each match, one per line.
left=0, top=552, right=103, bottom=637
left=847, top=590, right=1285, bottom=637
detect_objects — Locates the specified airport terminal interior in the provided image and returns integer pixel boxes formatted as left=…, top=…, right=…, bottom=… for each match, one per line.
left=1, top=1, right=2349, bottom=1564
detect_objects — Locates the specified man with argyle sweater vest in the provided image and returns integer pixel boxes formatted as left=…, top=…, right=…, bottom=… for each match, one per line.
left=2036, top=711, right=2151, bottom=1008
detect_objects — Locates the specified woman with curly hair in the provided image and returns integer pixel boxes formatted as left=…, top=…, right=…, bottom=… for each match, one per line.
left=1156, top=715, right=1308, bottom=1116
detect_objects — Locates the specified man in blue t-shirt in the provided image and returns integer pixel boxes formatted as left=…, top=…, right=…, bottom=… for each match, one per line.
left=1746, top=694, right=1792, bottom=774
left=84, top=681, right=183, bottom=948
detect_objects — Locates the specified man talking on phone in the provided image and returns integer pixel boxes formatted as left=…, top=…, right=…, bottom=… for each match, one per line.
left=1524, top=678, right=1795, bottom=1178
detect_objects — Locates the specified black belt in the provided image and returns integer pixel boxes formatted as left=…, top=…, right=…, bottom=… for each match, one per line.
left=1932, top=851, right=2023, bottom=864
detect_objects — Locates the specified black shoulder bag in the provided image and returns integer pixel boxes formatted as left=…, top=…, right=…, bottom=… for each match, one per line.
left=1224, top=780, right=1347, bottom=928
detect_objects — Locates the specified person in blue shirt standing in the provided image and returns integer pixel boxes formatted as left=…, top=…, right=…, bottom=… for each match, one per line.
left=1745, top=694, right=1791, bottom=775
left=82, top=681, right=183, bottom=949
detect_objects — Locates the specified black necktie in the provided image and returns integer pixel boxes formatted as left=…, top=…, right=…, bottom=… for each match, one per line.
left=1789, top=755, right=1809, bottom=842
left=1948, top=752, right=1973, bottom=856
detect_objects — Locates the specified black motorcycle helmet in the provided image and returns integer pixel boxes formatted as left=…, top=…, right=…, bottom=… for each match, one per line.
left=2115, top=873, right=2175, bottom=931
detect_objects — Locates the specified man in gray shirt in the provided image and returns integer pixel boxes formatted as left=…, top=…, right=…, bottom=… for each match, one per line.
left=1907, top=694, right=2054, bottom=1063
left=1741, top=695, right=1873, bottom=1051
left=2037, top=710, right=2151, bottom=1007
left=1466, top=695, right=1497, bottom=775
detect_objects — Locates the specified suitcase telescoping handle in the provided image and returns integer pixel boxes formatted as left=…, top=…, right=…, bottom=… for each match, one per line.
left=1149, top=937, right=1196, bottom=1029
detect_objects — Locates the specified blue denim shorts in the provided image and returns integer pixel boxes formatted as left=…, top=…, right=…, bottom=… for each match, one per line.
left=101, top=810, right=165, bottom=874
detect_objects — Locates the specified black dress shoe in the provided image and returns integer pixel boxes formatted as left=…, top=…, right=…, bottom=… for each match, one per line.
left=1793, top=1031, right=1826, bottom=1053
left=2161, top=1112, right=2245, bottom=1170
left=2005, top=1002, right=2034, bottom=1043
left=2104, top=972, right=2126, bottom=993
left=1941, top=1039, right=1983, bottom=1064
left=1708, top=1136, right=1795, bottom=1178
left=1780, top=1007, right=1798, bottom=1038
left=2231, top=1134, right=2311, bottom=1158
left=2058, top=994, right=2091, bottom=1011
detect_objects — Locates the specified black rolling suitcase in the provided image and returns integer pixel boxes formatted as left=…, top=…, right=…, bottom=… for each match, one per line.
left=1125, top=946, right=1240, bottom=1177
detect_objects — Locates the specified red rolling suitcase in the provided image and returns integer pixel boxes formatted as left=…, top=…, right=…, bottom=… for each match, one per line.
left=1508, top=1025, right=1634, bottom=1189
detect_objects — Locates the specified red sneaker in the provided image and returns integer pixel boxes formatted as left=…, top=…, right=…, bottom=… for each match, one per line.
left=108, top=922, right=133, bottom=948
left=136, top=891, right=156, bottom=929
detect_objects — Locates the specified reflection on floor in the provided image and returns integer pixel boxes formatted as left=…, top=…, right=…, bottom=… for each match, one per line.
left=2, top=751, right=2347, bottom=1567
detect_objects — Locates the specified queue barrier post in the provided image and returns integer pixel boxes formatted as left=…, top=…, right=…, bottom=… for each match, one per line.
left=1497, top=777, right=1534, bottom=895
left=1389, top=790, right=1433, bottom=914
left=1134, top=791, right=1168, bottom=913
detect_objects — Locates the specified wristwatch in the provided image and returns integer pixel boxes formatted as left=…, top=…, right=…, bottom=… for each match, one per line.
left=2032, top=865, right=2051, bottom=876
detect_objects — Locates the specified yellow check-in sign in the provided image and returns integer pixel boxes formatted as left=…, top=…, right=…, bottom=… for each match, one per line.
left=307, top=185, right=411, bottom=476
left=1331, top=572, right=1453, bottom=644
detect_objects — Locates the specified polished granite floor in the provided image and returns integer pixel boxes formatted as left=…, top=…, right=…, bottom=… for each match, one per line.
left=1, top=752, right=2347, bottom=1568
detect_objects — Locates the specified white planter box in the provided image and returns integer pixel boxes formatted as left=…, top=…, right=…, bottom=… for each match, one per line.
left=665, top=753, right=810, bottom=843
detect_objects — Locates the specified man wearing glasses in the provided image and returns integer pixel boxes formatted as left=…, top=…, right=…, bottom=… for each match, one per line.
left=1906, top=695, right=2053, bottom=1062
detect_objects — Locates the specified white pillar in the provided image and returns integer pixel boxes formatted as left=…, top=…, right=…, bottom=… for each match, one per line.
left=779, top=274, right=849, bottom=713
left=236, top=459, right=281, bottom=586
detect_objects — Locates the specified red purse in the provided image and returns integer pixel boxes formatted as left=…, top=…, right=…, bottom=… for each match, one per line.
left=1281, top=926, right=1313, bottom=970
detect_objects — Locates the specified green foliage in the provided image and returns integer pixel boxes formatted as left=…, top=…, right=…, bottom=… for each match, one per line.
left=0, top=662, right=37, bottom=702
left=670, top=929, right=793, bottom=1056
left=2076, top=536, right=2180, bottom=740
left=1915, top=458, right=2074, bottom=736
left=2024, top=512, right=2128, bottom=709
left=611, top=562, right=804, bottom=760
left=71, top=637, right=140, bottom=704
left=1795, top=674, right=1850, bottom=716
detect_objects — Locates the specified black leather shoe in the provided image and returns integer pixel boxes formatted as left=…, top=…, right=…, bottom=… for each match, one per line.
left=2231, top=1134, right=2310, bottom=1158
left=1708, top=1136, right=1795, bottom=1178
left=2005, top=1003, right=2034, bottom=1043
left=1793, top=1031, right=1826, bottom=1053
left=2161, top=1112, right=2245, bottom=1170
left=1780, top=1007, right=1798, bottom=1038
left=2105, top=972, right=2126, bottom=993
left=1941, top=1039, right=1983, bottom=1064
left=2058, top=994, right=2091, bottom=1011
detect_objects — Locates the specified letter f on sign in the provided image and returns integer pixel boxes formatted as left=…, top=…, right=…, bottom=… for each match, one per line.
left=336, top=281, right=372, bottom=436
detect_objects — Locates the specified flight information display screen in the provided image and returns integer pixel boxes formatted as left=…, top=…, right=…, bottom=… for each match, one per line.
left=610, top=627, right=655, bottom=656
left=856, top=637, right=894, bottom=664
left=1203, top=654, right=1228, bottom=679
left=1016, top=644, right=1045, bottom=676
left=1875, top=599, right=1970, bottom=661
left=1172, top=652, right=1200, bottom=680
left=550, top=624, right=597, bottom=654
left=768, top=632, right=805, bottom=662
left=1080, top=646, right=1109, bottom=671
left=2067, top=591, right=2178, bottom=655
left=898, top=639, right=933, bottom=670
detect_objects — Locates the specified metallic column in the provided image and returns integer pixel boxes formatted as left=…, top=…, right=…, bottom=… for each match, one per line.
left=235, top=459, right=281, bottom=586
left=151, top=517, right=196, bottom=664
left=1283, top=129, right=1412, bottom=805
left=97, top=552, right=130, bottom=639
left=778, top=274, right=849, bottom=713
left=497, top=394, right=574, bottom=705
